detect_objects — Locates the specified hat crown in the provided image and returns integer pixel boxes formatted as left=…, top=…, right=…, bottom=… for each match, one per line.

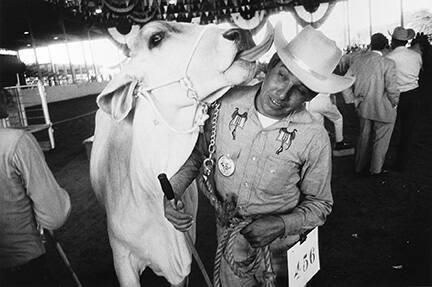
left=274, top=23, right=354, bottom=93
left=391, top=26, right=415, bottom=41
left=286, top=26, right=342, bottom=78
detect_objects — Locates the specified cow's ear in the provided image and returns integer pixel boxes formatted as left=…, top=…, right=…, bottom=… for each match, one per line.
left=97, top=75, right=138, bottom=121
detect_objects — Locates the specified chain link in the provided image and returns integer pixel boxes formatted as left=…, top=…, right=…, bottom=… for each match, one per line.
left=203, top=101, right=221, bottom=176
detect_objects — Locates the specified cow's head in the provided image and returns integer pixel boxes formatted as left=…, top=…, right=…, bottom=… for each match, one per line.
left=97, top=21, right=273, bottom=121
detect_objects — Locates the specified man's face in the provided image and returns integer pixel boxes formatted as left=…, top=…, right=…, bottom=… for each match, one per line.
left=256, top=61, right=317, bottom=119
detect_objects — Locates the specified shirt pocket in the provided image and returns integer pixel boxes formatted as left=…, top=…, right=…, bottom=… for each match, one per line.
left=256, top=155, right=299, bottom=194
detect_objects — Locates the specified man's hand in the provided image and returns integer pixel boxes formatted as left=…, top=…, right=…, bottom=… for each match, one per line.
left=240, top=215, right=285, bottom=248
left=163, top=196, right=193, bottom=232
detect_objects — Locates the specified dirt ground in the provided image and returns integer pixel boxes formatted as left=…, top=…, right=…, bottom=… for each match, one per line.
left=35, top=92, right=432, bottom=287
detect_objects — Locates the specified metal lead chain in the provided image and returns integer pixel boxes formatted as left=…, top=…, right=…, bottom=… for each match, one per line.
left=203, top=101, right=221, bottom=176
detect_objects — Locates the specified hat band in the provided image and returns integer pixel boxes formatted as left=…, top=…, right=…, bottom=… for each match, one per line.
left=286, top=49, right=328, bottom=81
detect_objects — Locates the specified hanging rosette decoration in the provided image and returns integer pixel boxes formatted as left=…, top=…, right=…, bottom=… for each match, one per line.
left=103, top=0, right=159, bottom=24
left=290, top=0, right=337, bottom=28
left=128, top=0, right=160, bottom=24
left=230, top=0, right=269, bottom=35
left=103, top=0, right=138, bottom=14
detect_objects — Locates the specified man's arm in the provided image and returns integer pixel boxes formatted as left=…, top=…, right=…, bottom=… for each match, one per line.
left=13, top=132, right=71, bottom=230
left=279, top=130, right=333, bottom=237
left=164, top=131, right=207, bottom=231
left=341, top=68, right=356, bottom=105
left=384, top=59, right=400, bottom=107
left=170, top=134, right=206, bottom=197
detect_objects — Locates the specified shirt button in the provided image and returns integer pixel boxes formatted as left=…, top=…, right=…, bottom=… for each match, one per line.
left=153, top=119, right=159, bottom=125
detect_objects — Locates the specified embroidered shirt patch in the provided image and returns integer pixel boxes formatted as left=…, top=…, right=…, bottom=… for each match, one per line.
left=276, top=128, right=297, bottom=155
left=229, top=107, right=248, bottom=140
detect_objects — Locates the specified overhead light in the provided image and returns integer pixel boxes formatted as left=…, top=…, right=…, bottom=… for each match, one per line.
left=27, top=44, right=31, bottom=47
left=24, top=31, right=29, bottom=35
left=95, top=8, right=102, bottom=14
left=0, top=49, right=18, bottom=56
left=53, top=36, right=59, bottom=40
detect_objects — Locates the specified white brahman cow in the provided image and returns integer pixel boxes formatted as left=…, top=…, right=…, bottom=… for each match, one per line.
left=90, top=20, right=273, bottom=286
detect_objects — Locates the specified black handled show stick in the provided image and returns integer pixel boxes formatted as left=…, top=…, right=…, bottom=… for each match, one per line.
left=158, top=174, right=213, bottom=287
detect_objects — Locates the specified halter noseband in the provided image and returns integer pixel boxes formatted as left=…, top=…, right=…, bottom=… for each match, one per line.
left=136, top=25, right=215, bottom=134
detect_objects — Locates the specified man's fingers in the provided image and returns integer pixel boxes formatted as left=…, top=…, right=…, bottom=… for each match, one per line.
left=176, top=200, right=184, bottom=210
left=163, top=197, right=193, bottom=231
left=165, top=212, right=193, bottom=231
left=165, top=209, right=193, bottom=223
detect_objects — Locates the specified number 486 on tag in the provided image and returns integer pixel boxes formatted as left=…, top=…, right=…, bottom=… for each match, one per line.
left=287, top=227, right=320, bottom=287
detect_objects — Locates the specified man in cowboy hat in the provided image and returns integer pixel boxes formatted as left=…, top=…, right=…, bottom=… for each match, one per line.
left=164, top=24, right=354, bottom=286
left=387, top=26, right=422, bottom=171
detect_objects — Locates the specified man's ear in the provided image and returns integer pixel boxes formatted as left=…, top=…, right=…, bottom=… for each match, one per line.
left=97, top=74, right=138, bottom=121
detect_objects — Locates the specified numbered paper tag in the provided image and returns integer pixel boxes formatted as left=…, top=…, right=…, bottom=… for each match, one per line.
left=287, top=227, right=320, bottom=287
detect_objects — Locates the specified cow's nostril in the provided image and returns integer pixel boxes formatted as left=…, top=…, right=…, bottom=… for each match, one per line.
left=223, top=28, right=242, bottom=42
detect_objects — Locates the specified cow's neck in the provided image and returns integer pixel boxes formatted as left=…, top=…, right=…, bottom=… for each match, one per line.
left=142, top=87, right=206, bottom=131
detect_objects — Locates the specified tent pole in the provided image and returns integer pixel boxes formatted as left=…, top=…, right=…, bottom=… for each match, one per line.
left=400, top=0, right=404, bottom=26
left=368, top=0, right=372, bottom=38
left=59, top=15, right=76, bottom=84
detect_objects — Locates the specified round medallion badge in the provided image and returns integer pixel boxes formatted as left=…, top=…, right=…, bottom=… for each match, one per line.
left=218, top=154, right=235, bottom=177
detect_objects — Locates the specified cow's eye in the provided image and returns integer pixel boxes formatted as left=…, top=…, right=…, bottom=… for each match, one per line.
left=149, top=32, right=165, bottom=49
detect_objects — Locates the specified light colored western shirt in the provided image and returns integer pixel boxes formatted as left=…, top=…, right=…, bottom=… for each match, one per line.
left=386, top=46, right=422, bottom=93
left=173, top=84, right=333, bottom=249
left=0, top=128, right=71, bottom=268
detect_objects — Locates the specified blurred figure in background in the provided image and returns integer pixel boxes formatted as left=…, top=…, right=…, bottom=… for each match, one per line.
left=343, top=33, right=399, bottom=175
left=387, top=26, right=422, bottom=171
left=0, top=90, right=71, bottom=286
left=306, top=93, right=354, bottom=155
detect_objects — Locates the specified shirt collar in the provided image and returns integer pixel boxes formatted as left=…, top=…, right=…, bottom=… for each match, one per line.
left=230, top=83, right=315, bottom=126
left=394, top=46, right=407, bottom=52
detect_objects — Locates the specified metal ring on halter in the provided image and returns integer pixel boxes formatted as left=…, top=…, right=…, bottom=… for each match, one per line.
left=179, top=77, right=194, bottom=91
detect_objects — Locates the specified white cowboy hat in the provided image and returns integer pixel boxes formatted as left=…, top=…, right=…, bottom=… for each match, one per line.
left=274, top=23, right=354, bottom=93
left=389, top=26, right=415, bottom=41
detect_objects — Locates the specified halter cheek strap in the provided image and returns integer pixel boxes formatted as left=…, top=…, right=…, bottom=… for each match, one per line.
left=135, top=24, right=216, bottom=134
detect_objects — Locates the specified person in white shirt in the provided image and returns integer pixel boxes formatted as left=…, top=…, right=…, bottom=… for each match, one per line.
left=306, top=93, right=353, bottom=153
left=386, top=26, right=422, bottom=171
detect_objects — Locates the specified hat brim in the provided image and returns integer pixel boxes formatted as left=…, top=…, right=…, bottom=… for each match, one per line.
left=275, top=45, right=355, bottom=94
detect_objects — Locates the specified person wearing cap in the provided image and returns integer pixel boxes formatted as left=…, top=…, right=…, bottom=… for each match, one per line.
left=386, top=26, right=422, bottom=171
left=0, top=90, right=71, bottom=286
left=342, top=33, right=399, bottom=176
left=164, top=24, right=354, bottom=286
